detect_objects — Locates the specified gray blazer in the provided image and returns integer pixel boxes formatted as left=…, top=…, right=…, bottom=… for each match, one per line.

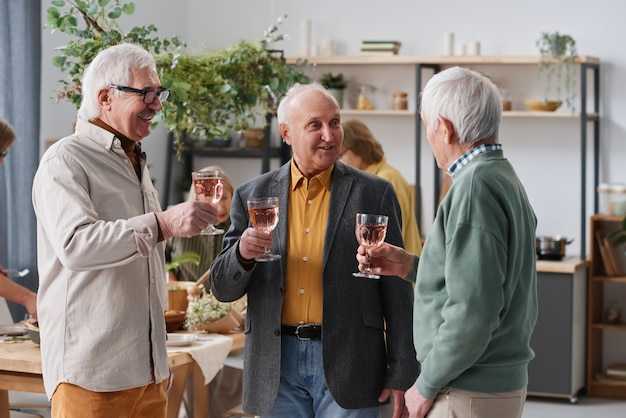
left=211, top=161, right=418, bottom=415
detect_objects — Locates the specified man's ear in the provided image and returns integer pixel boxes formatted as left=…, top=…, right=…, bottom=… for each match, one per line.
left=279, top=123, right=291, bottom=145
left=438, top=115, right=456, bottom=144
left=98, top=87, right=112, bottom=110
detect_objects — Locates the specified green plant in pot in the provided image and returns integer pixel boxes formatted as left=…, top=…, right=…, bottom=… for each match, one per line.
left=47, top=0, right=309, bottom=156
left=536, top=31, right=578, bottom=111
left=318, top=72, right=347, bottom=107
left=608, top=217, right=626, bottom=251
left=156, top=38, right=309, bottom=153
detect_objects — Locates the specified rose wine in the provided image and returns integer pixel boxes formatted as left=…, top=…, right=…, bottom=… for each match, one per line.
left=356, top=224, right=387, bottom=247
left=193, top=177, right=223, bottom=204
left=249, top=205, right=279, bottom=234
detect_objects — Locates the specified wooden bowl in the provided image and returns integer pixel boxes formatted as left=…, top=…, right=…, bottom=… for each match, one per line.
left=524, top=100, right=562, bottom=112
left=165, top=310, right=186, bottom=332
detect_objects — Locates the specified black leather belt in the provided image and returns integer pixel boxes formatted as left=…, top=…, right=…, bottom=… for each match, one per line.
left=281, top=324, right=322, bottom=340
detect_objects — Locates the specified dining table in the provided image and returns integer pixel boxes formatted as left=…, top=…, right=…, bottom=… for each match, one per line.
left=0, top=331, right=245, bottom=418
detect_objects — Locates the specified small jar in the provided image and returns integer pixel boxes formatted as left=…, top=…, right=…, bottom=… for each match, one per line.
left=598, top=183, right=626, bottom=215
left=392, top=92, right=408, bottom=110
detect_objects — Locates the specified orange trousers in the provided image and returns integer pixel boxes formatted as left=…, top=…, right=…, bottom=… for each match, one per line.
left=51, top=380, right=168, bottom=418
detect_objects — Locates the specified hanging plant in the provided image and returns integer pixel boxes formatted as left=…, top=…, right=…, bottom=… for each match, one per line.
left=536, top=31, right=578, bottom=111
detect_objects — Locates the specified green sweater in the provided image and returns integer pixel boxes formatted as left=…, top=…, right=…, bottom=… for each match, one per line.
left=411, top=149, right=537, bottom=399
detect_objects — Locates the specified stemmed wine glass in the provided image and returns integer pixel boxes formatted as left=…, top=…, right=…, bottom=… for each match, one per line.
left=353, top=213, right=388, bottom=279
left=247, top=197, right=281, bottom=262
left=192, top=170, right=224, bottom=235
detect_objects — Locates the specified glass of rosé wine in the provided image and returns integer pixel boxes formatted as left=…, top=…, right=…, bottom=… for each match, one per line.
left=192, top=170, right=224, bottom=235
left=247, top=197, right=281, bottom=262
left=353, top=213, right=388, bottom=279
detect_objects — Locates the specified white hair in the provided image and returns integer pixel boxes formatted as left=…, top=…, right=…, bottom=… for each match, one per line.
left=420, top=66, right=502, bottom=146
left=77, top=43, right=157, bottom=121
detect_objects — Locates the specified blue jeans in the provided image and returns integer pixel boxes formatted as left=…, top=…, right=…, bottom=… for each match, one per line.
left=261, top=335, right=380, bottom=418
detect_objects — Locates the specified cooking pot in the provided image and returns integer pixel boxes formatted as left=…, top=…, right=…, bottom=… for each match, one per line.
left=536, top=236, right=574, bottom=260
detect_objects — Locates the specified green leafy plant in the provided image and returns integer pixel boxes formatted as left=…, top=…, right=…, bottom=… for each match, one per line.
left=536, top=31, right=578, bottom=110
left=165, top=251, right=200, bottom=272
left=608, top=218, right=626, bottom=248
left=47, top=0, right=186, bottom=108
left=46, top=0, right=309, bottom=155
left=156, top=37, right=309, bottom=148
left=318, top=72, right=347, bottom=90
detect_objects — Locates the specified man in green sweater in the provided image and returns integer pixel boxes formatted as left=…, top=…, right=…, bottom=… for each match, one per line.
left=356, top=66, right=537, bottom=418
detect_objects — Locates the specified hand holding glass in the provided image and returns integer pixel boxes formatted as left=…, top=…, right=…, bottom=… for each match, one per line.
left=192, top=170, right=224, bottom=235
left=247, top=197, right=281, bottom=262
left=353, top=213, right=388, bottom=279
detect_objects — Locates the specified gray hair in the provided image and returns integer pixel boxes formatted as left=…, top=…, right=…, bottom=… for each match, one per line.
left=420, top=66, right=501, bottom=146
left=277, top=82, right=337, bottom=125
left=78, top=43, right=157, bottom=121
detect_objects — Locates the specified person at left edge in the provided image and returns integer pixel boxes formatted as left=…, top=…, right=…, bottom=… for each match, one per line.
left=0, top=115, right=37, bottom=319
left=32, top=43, right=218, bottom=418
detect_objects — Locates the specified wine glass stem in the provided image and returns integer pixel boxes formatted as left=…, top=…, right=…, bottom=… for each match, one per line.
left=364, top=252, right=372, bottom=274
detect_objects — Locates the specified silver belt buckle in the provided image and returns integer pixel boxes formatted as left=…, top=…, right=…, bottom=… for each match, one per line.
left=295, top=324, right=311, bottom=340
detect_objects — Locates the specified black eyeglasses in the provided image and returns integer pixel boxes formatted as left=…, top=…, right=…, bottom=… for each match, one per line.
left=0, top=150, right=7, bottom=158
left=109, top=85, right=170, bottom=104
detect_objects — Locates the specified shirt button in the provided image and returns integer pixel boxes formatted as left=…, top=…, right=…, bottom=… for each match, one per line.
left=299, top=288, right=305, bottom=294
left=305, top=228, right=311, bottom=233
left=307, top=200, right=313, bottom=205
left=302, top=256, right=308, bottom=262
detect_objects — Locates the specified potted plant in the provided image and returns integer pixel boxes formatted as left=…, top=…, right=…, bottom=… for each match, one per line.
left=47, top=0, right=309, bottom=155
left=535, top=31, right=578, bottom=111
left=318, top=72, right=347, bottom=106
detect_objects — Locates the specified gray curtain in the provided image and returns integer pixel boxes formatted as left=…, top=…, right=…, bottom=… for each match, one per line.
left=0, top=0, right=41, bottom=321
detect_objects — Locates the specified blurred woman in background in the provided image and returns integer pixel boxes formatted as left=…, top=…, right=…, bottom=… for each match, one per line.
left=341, top=118, right=422, bottom=255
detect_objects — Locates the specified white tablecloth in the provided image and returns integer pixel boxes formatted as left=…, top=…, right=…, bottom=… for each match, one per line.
left=167, top=333, right=233, bottom=385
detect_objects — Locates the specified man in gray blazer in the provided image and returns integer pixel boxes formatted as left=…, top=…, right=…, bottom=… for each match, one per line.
left=211, top=82, right=418, bottom=418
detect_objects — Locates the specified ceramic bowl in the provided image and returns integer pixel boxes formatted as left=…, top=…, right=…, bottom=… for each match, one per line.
left=524, top=100, right=562, bottom=112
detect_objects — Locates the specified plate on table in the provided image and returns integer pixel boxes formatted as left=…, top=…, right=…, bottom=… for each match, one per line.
left=0, top=324, right=26, bottom=336
left=166, top=333, right=197, bottom=347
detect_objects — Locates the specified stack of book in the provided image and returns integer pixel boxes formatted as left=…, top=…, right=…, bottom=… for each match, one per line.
left=606, top=364, right=626, bottom=380
left=360, top=40, right=401, bottom=56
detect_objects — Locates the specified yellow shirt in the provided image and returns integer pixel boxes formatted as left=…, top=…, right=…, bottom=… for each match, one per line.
left=281, top=161, right=333, bottom=325
left=367, top=158, right=422, bottom=255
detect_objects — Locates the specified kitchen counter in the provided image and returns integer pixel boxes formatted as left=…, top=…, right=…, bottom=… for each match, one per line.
left=528, top=256, right=587, bottom=402
left=536, top=256, right=587, bottom=274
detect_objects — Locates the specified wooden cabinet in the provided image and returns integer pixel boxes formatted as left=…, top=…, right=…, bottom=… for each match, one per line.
left=528, top=258, right=587, bottom=403
left=287, top=55, right=600, bottom=258
left=587, top=214, right=626, bottom=398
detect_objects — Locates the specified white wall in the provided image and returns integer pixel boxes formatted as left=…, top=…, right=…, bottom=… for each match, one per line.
left=40, top=0, right=626, bottom=257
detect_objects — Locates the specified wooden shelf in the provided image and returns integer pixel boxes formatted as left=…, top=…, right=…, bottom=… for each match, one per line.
left=180, top=146, right=284, bottom=159
left=338, top=109, right=599, bottom=118
left=590, top=322, right=626, bottom=331
left=590, top=276, right=626, bottom=283
left=288, top=55, right=600, bottom=66
left=588, top=215, right=626, bottom=399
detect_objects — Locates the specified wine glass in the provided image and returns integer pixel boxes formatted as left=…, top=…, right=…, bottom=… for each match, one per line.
left=247, top=197, right=281, bottom=262
left=192, top=170, right=224, bottom=235
left=353, top=213, right=388, bottom=279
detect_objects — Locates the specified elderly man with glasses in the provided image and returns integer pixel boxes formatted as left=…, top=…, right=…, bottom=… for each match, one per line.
left=32, top=43, right=218, bottom=418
